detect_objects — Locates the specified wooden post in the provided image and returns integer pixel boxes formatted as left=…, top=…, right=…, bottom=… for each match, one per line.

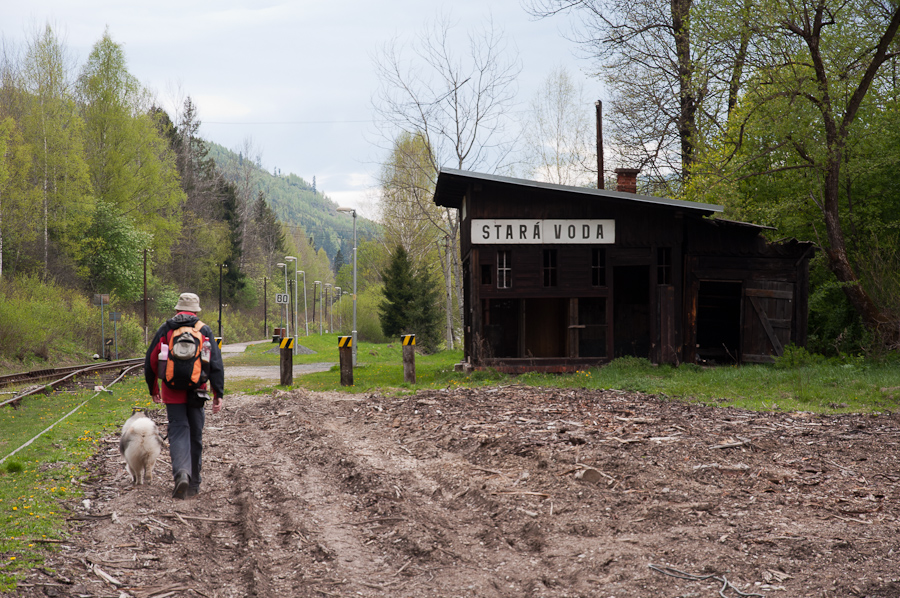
left=402, top=334, right=416, bottom=384
left=339, top=336, right=353, bottom=386
left=280, top=336, right=294, bottom=386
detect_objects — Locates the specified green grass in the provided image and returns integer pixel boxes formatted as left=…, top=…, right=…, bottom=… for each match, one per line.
left=0, top=340, right=898, bottom=591
left=515, top=357, right=900, bottom=413
left=0, top=376, right=154, bottom=590
left=225, top=333, right=469, bottom=393
left=226, top=336, right=900, bottom=412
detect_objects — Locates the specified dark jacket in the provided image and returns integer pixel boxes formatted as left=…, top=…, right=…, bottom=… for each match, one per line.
left=145, top=312, right=225, bottom=404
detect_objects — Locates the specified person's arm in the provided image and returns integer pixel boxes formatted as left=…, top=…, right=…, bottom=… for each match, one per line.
left=145, top=327, right=166, bottom=401
left=204, top=325, right=226, bottom=407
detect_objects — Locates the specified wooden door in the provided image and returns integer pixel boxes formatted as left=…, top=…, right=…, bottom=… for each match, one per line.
left=657, top=285, right=676, bottom=364
left=742, top=282, right=794, bottom=363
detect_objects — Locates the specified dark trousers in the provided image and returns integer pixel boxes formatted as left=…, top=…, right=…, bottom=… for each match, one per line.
left=165, top=402, right=205, bottom=488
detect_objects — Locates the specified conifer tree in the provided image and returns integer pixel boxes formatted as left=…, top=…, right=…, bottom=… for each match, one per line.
left=379, top=245, right=442, bottom=352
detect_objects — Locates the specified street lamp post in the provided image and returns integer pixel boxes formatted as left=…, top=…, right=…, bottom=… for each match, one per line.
left=324, top=283, right=332, bottom=333
left=143, top=248, right=149, bottom=344
left=218, top=263, right=227, bottom=339
left=335, top=287, right=341, bottom=331
left=285, top=256, right=298, bottom=353
left=313, top=281, right=322, bottom=335
left=337, top=207, right=357, bottom=366
left=299, top=270, right=308, bottom=336
left=276, top=262, right=289, bottom=340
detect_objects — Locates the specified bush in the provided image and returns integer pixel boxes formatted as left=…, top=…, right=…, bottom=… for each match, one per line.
left=774, top=344, right=826, bottom=369
left=0, top=276, right=148, bottom=368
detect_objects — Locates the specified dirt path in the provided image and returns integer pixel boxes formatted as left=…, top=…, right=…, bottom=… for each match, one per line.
left=16, top=387, right=900, bottom=597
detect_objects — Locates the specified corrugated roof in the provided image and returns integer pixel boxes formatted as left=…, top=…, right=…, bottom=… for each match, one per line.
left=433, top=168, right=724, bottom=215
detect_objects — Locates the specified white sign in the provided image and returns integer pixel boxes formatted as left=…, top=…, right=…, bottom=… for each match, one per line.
left=275, top=293, right=290, bottom=304
left=472, top=219, right=615, bottom=244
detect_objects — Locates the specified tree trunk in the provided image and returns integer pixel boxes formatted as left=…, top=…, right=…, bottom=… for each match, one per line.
left=671, top=0, right=695, bottom=178
left=800, top=2, right=900, bottom=348
left=822, top=158, right=899, bottom=346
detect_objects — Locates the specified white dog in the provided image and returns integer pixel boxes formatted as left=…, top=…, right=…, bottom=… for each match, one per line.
left=119, top=411, right=164, bottom=486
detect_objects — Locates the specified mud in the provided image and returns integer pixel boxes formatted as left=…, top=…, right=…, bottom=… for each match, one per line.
left=14, top=386, right=900, bottom=597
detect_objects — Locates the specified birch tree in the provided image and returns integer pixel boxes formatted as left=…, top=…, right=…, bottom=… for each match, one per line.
left=20, top=24, right=91, bottom=277
left=521, top=66, right=597, bottom=186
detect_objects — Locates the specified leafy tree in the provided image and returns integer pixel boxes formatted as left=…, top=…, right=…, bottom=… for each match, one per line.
left=77, top=30, right=183, bottom=258
left=80, top=200, right=151, bottom=301
left=0, top=117, right=39, bottom=279
left=19, top=24, right=92, bottom=277
left=691, top=0, right=900, bottom=348
left=379, top=245, right=442, bottom=352
left=379, top=132, right=458, bottom=347
left=528, top=0, right=755, bottom=193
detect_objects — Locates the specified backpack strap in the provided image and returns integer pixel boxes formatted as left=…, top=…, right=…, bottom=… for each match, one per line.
left=194, top=320, right=205, bottom=333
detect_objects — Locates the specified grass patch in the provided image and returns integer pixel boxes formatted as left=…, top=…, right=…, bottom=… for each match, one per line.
left=508, top=357, right=900, bottom=413
left=0, top=376, right=154, bottom=590
left=224, top=334, right=469, bottom=393
left=224, top=337, right=900, bottom=412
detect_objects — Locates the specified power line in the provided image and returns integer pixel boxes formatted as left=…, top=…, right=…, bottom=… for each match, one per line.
left=204, top=119, right=373, bottom=125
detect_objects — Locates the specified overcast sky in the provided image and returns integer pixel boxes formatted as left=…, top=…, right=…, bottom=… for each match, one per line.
left=4, top=1, right=603, bottom=218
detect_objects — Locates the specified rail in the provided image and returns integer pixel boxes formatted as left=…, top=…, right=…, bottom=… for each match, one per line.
left=0, top=361, right=145, bottom=465
left=0, top=359, right=145, bottom=408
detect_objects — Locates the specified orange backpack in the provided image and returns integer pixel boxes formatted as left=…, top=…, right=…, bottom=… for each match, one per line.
left=163, top=320, right=210, bottom=390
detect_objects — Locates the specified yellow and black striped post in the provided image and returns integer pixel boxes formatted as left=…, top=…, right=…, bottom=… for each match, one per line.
left=338, top=336, right=353, bottom=386
left=402, top=334, right=416, bottom=384
left=279, top=336, right=294, bottom=386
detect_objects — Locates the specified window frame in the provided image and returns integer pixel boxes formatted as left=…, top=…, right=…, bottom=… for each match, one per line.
left=497, top=250, right=512, bottom=289
left=543, top=249, right=558, bottom=287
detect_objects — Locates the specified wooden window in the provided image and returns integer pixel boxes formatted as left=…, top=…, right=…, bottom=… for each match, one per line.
left=481, top=264, right=492, bottom=285
left=543, top=249, right=558, bottom=287
left=497, top=250, right=511, bottom=289
left=657, top=247, right=672, bottom=285
left=591, top=248, right=606, bottom=286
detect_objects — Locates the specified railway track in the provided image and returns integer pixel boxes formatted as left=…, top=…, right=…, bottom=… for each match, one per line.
left=0, top=359, right=145, bottom=408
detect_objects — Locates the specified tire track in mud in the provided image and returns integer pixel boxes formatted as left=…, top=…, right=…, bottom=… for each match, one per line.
left=218, top=393, right=432, bottom=596
left=23, top=387, right=900, bottom=597
left=218, top=391, right=570, bottom=596
left=300, top=392, right=576, bottom=596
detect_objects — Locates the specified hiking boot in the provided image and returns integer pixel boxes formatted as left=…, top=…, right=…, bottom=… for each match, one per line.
left=186, top=486, right=199, bottom=498
left=172, top=471, right=190, bottom=499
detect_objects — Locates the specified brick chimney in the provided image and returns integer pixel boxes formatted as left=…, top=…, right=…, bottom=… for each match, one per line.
left=614, top=168, right=640, bottom=194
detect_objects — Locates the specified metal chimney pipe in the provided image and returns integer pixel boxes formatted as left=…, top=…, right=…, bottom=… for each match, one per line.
left=595, top=100, right=604, bottom=190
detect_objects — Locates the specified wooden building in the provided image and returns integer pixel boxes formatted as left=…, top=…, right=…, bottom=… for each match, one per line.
left=433, top=168, right=815, bottom=371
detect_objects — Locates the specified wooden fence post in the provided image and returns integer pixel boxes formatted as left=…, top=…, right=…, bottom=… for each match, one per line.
left=339, top=336, right=353, bottom=386
left=402, top=334, right=416, bottom=385
left=280, top=336, right=294, bottom=386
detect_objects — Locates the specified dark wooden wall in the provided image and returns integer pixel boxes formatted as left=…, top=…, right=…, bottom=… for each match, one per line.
left=454, top=176, right=813, bottom=368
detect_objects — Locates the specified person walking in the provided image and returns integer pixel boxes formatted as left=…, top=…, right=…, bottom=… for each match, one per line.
left=145, top=293, right=225, bottom=499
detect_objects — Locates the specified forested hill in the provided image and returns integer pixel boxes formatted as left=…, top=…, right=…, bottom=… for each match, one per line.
left=207, top=142, right=377, bottom=261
